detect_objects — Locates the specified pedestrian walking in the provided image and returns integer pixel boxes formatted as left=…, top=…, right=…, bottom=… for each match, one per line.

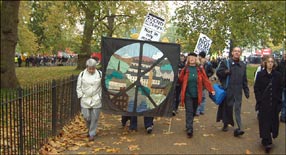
left=76, top=58, right=102, bottom=141
left=216, top=47, right=250, bottom=137
left=172, top=53, right=186, bottom=116
left=277, top=52, right=286, bottom=123
left=196, top=51, right=214, bottom=116
left=254, top=55, right=283, bottom=153
left=179, top=52, right=215, bottom=138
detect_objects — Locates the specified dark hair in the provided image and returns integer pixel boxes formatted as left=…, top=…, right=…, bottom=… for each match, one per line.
left=188, top=52, right=197, bottom=57
left=199, top=51, right=206, bottom=58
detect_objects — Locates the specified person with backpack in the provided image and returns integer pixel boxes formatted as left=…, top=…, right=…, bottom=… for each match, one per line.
left=179, top=52, right=215, bottom=138
left=216, top=47, right=250, bottom=137
left=196, top=51, right=214, bottom=116
left=76, top=58, right=102, bottom=141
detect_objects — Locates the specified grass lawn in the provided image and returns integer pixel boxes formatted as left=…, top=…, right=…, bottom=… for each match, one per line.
left=246, top=64, right=258, bottom=86
left=16, top=66, right=82, bottom=87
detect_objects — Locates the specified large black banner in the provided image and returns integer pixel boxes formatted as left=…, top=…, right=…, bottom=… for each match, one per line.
left=101, top=37, right=180, bottom=117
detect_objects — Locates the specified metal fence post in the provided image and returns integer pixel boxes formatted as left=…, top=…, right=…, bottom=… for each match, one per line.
left=52, top=80, right=57, bottom=135
left=70, top=75, right=75, bottom=117
left=18, top=87, right=24, bottom=155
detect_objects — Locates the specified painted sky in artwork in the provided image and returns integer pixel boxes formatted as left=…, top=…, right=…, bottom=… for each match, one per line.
left=115, top=43, right=163, bottom=60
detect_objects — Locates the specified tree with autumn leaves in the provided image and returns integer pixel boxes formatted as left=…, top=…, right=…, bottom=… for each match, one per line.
left=1, top=1, right=285, bottom=88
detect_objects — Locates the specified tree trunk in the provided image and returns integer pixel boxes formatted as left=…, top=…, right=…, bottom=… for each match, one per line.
left=1, top=1, right=20, bottom=89
left=76, top=8, right=95, bottom=70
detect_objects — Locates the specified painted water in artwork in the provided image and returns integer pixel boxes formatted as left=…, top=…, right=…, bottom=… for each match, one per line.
left=105, top=43, right=174, bottom=112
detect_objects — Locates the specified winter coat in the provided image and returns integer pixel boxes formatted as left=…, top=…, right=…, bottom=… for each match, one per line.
left=216, top=59, right=249, bottom=125
left=277, top=58, right=286, bottom=88
left=179, top=65, right=214, bottom=106
left=76, top=69, right=102, bottom=109
left=254, top=69, right=282, bottom=139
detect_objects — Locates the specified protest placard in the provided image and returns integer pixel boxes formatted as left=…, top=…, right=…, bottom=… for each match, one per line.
left=194, top=33, right=212, bottom=55
left=138, top=13, right=165, bottom=41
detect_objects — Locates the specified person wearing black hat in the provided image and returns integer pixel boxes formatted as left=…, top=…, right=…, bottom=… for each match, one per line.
left=179, top=52, right=215, bottom=138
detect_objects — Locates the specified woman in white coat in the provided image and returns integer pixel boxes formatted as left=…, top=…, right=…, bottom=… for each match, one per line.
left=77, top=58, right=102, bottom=141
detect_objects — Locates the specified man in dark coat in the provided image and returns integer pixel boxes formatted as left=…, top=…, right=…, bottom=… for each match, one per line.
left=254, top=56, right=282, bottom=153
left=216, top=47, right=249, bottom=137
left=277, top=53, right=286, bottom=122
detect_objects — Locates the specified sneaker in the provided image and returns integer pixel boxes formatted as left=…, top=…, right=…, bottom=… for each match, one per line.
left=234, top=128, right=245, bottom=137
left=200, top=112, right=205, bottom=115
left=89, top=136, right=95, bottom=141
left=146, top=126, right=153, bottom=134
left=222, top=124, right=228, bottom=132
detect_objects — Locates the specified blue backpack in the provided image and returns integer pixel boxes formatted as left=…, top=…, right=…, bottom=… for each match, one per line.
left=209, top=59, right=230, bottom=105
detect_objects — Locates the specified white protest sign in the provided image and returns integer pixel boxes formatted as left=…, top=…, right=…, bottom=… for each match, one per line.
left=138, top=13, right=165, bottom=41
left=194, top=33, right=212, bottom=55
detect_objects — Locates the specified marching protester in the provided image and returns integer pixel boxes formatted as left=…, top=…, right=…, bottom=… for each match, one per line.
left=216, top=47, right=249, bottom=137
left=76, top=58, right=102, bottom=141
left=254, top=55, right=283, bottom=153
left=196, top=51, right=214, bottom=116
left=172, top=53, right=187, bottom=116
left=277, top=52, right=286, bottom=123
left=254, top=56, right=266, bottom=118
left=179, top=52, right=215, bottom=138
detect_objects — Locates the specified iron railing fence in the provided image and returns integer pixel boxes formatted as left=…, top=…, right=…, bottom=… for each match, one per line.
left=0, top=75, right=81, bottom=155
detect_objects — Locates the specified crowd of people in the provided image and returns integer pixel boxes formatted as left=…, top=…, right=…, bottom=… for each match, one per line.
left=76, top=48, right=285, bottom=153
left=14, top=55, right=77, bottom=67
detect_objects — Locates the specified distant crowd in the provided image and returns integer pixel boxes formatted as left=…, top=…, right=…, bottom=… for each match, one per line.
left=14, top=55, right=78, bottom=67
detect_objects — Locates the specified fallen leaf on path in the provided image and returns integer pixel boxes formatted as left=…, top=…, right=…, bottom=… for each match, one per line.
left=245, top=149, right=252, bottom=154
left=203, top=133, right=215, bottom=137
left=175, top=118, right=182, bottom=121
left=210, top=147, right=219, bottom=151
left=74, top=142, right=86, bottom=147
left=173, top=143, right=187, bottom=146
left=128, top=145, right=140, bottom=151
left=243, top=112, right=251, bottom=114
left=68, top=146, right=80, bottom=151
left=106, top=148, right=120, bottom=153
left=77, top=151, right=88, bottom=154
left=93, top=147, right=106, bottom=153
left=113, top=141, right=122, bottom=145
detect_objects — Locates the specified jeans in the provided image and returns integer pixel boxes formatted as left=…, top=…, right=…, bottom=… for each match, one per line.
left=185, top=96, right=198, bottom=133
left=81, top=108, right=101, bottom=137
left=281, top=88, right=286, bottom=119
left=129, top=116, right=154, bottom=130
left=173, top=85, right=181, bottom=111
left=196, top=89, right=207, bottom=114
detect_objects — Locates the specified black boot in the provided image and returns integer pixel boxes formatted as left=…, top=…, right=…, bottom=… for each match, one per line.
left=234, top=128, right=245, bottom=137
left=265, top=145, right=272, bottom=153
left=222, top=124, right=228, bottom=132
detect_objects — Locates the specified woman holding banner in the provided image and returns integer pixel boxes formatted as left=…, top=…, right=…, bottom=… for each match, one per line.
left=179, top=52, right=215, bottom=138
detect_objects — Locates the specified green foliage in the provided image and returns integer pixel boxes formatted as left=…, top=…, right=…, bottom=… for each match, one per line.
left=172, top=1, right=286, bottom=53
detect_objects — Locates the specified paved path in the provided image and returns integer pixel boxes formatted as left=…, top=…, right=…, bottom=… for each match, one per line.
left=42, top=87, right=285, bottom=154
